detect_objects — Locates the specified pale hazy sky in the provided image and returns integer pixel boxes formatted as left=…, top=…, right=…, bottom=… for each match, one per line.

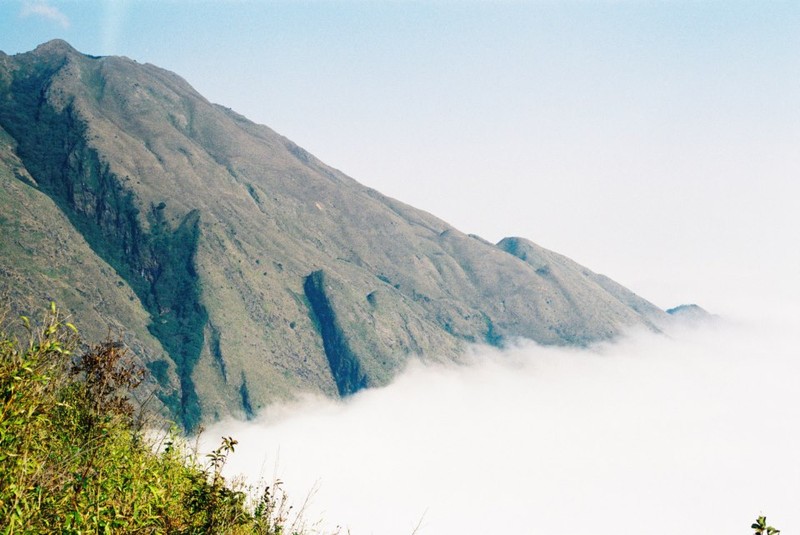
left=2, top=1, right=798, bottom=316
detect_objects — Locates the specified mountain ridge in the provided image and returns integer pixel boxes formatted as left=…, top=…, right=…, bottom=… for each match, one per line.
left=1, top=40, right=672, bottom=429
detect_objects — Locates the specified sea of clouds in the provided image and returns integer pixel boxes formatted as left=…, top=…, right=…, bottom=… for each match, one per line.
left=203, top=313, right=799, bottom=535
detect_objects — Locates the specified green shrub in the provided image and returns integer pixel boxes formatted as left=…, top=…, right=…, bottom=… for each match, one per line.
left=752, top=516, right=780, bottom=535
left=0, top=304, right=317, bottom=534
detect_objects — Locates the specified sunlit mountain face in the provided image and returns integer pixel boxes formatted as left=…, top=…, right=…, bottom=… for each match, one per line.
left=1, top=40, right=670, bottom=431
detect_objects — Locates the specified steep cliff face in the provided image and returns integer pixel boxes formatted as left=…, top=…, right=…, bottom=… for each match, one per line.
left=0, top=41, right=671, bottom=429
left=0, top=124, right=178, bottom=412
left=0, top=43, right=210, bottom=427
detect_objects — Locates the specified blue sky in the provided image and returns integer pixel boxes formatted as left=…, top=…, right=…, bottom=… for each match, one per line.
left=2, top=1, right=799, bottom=314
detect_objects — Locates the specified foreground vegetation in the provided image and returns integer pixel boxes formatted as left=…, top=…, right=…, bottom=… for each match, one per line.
left=0, top=304, right=308, bottom=534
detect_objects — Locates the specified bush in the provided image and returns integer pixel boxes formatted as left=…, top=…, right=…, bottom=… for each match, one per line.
left=752, top=516, right=780, bottom=535
left=0, top=304, right=315, bottom=534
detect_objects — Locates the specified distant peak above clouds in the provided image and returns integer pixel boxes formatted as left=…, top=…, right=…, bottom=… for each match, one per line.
left=666, top=304, right=716, bottom=324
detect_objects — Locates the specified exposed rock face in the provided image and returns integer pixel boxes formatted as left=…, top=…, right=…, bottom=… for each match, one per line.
left=0, top=40, right=671, bottom=429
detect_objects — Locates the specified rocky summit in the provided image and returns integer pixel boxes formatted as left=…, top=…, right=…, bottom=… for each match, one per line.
left=0, top=40, right=671, bottom=429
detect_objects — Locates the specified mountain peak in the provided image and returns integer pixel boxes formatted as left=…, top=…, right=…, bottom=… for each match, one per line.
left=666, top=304, right=715, bottom=324
left=31, top=39, right=81, bottom=57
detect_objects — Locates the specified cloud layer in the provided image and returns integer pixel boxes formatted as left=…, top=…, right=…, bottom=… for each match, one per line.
left=20, top=1, right=69, bottom=29
left=204, top=318, right=799, bottom=534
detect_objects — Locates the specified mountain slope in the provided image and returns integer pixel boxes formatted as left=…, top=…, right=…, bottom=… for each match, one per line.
left=0, top=40, right=670, bottom=428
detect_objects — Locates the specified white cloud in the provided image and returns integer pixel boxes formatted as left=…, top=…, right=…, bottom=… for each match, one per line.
left=202, top=318, right=800, bottom=534
left=20, top=1, right=70, bottom=29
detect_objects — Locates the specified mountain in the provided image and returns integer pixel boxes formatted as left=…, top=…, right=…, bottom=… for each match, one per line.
left=0, top=40, right=670, bottom=429
left=666, top=304, right=714, bottom=323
